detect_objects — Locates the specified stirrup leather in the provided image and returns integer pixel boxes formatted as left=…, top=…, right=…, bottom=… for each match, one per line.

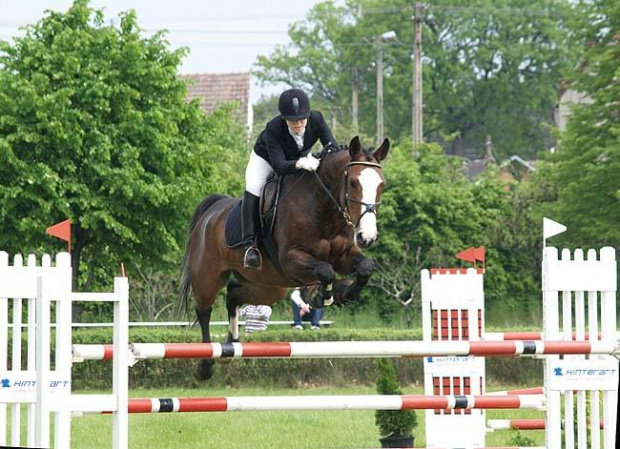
left=243, top=245, right=262, bottom=270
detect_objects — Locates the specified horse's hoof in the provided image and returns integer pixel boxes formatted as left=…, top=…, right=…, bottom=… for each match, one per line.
left=194, top=359, right=215, bottom=380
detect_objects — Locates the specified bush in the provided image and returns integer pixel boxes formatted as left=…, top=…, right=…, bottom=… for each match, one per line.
left=374, top=358, right=418, bottom=438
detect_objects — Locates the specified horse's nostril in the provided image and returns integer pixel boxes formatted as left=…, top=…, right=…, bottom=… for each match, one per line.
left=356, top=234, right=373, bottom=248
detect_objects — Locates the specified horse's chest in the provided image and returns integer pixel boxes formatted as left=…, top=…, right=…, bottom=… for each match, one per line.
left=327, top=236, right=353, bottom=260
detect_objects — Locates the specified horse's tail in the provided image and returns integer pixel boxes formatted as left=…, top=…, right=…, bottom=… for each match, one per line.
left=179, top=194, right=229, bottom=310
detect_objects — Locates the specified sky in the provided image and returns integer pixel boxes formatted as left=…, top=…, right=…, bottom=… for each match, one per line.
left=0, top=0, right=324, bottom=103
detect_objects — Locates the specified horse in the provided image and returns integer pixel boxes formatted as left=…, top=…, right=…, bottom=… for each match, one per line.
left=180, top=136, right=390, bottom=380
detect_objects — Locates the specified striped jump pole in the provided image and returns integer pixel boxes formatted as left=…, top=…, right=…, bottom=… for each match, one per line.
left=71, top=339, right=620, bottom=362
left=484, top=331, right=620, bottom=341
left=487, top=387, right=544, bottom=396
left=488, top=419, right=546, bottom=431
left=99, top=394, right=546, bottom=414
left=487, top=418, right=605, bottom=431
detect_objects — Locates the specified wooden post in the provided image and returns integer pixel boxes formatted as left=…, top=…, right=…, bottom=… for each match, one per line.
left=412, top=1, right=423, bottom=145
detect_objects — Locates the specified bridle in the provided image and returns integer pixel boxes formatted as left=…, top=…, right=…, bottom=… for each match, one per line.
left=313, top=160, right=383, bottom=228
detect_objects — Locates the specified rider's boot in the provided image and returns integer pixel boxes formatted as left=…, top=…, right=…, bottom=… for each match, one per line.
left=241, top=191, right=261, bottom=270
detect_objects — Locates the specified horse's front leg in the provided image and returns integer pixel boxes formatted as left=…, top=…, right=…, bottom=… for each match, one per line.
left=332, top=244, right=375, bottom=304
left=351, top=254, right=374, bottom=289
left=226, top=280, right=243, bottom=343
left=286, top=246, right=336, bottom=307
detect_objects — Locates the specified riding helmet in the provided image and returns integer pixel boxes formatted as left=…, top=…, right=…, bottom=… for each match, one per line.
left=278, top=88, right=311, bottom=121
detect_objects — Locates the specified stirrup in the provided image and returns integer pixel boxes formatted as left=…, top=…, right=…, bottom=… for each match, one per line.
left=243, top=246, right=262, bottom=270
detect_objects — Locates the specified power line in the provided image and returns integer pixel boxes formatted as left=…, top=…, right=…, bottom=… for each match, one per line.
left=0, top=23, right=288, bottom=35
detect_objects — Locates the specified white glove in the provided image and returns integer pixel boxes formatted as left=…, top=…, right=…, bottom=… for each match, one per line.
left=295, top=154, right=320, bottom=172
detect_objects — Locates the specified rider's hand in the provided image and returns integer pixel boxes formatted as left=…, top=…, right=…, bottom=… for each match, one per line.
left=295, top=154, right=320, bottom=172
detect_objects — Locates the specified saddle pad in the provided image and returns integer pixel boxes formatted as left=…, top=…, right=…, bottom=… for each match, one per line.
left=224, top=199, right=243, bottom=248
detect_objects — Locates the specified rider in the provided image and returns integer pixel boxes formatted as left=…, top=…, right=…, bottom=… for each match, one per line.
left=242, top=88, right=338, bottom=270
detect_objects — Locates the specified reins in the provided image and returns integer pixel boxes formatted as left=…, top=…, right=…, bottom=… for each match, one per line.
left=312, top=170, right=354, bottom=227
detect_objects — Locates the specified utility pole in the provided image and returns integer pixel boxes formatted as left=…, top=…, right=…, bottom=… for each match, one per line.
left=376, top=36, right=384, bottom=146
left=412, top=1, right=423, bottom=145
left=375, top=31, right=396, bottom=146
left=352, top=67, right=359, bottom=135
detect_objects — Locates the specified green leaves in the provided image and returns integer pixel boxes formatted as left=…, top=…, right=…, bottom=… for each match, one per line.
left=375, top=358, right=417, bottom=437
left=0, top=0, right=245, bottom=288
left=254, top=0, right=580, bottom=157
left=537, top=0, right=620, bottom=248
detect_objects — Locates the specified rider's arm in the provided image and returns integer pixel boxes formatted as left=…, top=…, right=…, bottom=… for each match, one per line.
left=291, top=289, right=311, bottom=315
left=264, top=128, right=298, bottom=176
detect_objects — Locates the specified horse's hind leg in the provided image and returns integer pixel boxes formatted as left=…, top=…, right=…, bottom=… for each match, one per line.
left=195, top=305, right=215, bottom=380
left=194, top=271, right=230, bottom=381
left=226, top=279, right=245, bottom=342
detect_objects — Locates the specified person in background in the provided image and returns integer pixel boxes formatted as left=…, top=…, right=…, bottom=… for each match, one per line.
left=291, top=288, right=324, bottom=330
left=237, top=304, right=272, bottom=335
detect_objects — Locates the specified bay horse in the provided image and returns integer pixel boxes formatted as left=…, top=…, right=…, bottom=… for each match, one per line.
left=180, top=136, right=389, bottom=380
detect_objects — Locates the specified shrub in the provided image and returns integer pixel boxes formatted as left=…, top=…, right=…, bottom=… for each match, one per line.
left=374, top=358, right=418, bottom=437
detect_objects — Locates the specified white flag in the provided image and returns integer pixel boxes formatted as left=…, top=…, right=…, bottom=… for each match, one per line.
left=543, top=217, right=567, bottom=240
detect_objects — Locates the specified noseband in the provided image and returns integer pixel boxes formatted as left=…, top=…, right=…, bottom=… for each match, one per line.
left=313, top=161, right=382, bottom=228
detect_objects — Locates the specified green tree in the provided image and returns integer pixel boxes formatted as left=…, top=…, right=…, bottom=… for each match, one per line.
left=537, top=0, right=620, bottom=248
left=254, top=0, right=581, bottom=158
left=367, top=143, right=487, bottom=320
left=365, top=143, right=540, bottom=323
left=0, top=0, right=245, bottom=289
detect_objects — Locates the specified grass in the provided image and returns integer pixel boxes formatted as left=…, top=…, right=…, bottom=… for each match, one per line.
left=66, top=385, right=546, bottom=448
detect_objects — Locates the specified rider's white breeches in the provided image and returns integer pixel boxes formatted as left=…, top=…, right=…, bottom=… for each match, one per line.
left=245, top=151, right=274, bottom=197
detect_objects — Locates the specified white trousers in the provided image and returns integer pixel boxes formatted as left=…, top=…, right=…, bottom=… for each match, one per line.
left=245, top=151, right=274, bottom=197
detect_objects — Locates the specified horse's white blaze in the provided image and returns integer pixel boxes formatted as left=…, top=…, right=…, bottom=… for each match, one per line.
left=357, top=167, right=382, bottom=242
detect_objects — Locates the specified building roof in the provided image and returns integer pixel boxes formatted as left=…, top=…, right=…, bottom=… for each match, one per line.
left=465, top=155, right=536, bottom=181
left=179, top=72, right=252, bottom=129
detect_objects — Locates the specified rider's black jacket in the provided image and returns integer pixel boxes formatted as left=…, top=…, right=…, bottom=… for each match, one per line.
left=253, top=111, right=337, bottom=175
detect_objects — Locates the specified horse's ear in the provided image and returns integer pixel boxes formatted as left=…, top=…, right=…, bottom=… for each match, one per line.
left=373, top=138, right=390, bottom=162
left=348, top=136, right=361, bottom=158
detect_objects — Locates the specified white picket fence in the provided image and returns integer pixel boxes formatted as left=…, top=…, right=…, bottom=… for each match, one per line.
left=0, top=251, right=129, bottom=448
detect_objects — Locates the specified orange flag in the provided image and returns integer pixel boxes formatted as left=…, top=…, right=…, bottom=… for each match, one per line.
left=455, top=247, right=476, bottom=264
left=474, top=246, right=485, bottom=263
left=46, top=219, right=72, bottom=253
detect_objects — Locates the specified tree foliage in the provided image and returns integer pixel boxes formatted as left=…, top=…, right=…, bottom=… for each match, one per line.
left=0, top=0, right=245, bottom=289
left=254, top=0, right=581, bottom=158
left=536, top=0, right=620, bottom=248
left=364, top=143, right=540, bottom=322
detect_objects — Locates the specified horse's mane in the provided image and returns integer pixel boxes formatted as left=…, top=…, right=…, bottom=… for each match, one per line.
left=315, top=142, right=376, bottom=163
left=315, top=143, right=348, bottom=159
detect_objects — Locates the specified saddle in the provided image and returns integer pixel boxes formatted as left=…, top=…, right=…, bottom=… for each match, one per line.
left=224, top=175, right=283, bottom=264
